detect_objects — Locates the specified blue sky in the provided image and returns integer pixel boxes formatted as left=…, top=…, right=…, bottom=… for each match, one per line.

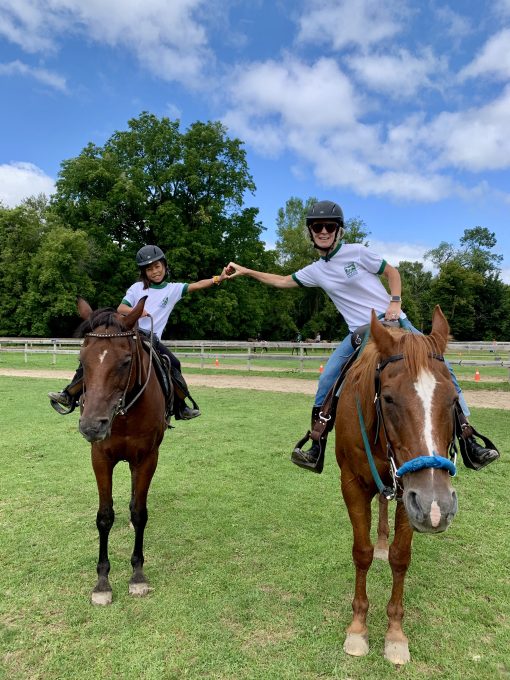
left=1, top=0, right=509, bottom=281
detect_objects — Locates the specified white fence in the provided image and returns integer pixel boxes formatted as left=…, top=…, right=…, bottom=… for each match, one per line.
left=1, top=337, right=510, bottom=378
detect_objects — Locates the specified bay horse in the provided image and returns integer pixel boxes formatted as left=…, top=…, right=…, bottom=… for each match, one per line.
left=76, top=297, right=168, bottom=605
left=335, top=306, right=458, bottom=664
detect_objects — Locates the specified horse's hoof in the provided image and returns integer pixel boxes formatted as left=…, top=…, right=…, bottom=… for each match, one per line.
left=384, top=639, right=410, bottom=665
left=129, top=581, right=151, bottom=597
left=374, top=547, right=389, bottom=561
left=343, top=632, right=369, bottom=657
left=91, top=589, right=113, bottom=606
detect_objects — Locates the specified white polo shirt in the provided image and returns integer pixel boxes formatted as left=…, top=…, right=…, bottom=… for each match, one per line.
left=121, top=281, right=188, bottom=339
left=292, top=243, right=406, bottom=332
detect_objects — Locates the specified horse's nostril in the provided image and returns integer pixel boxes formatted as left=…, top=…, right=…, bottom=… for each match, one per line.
left=406, top=490, right=424, bottom=521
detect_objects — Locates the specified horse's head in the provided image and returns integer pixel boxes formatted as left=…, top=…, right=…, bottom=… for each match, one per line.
left=369, top=306, right=458, bottom=533
left=77, top=297, right=147, bottom=442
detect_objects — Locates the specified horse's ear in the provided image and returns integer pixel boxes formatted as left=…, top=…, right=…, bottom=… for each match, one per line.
left=77, top=297, right=93, bottom=320
left=430, top=305, right=450, bottom=352
left=369, top=309, right=397, bottom=357
left=122, top=296, right=148, bottom=330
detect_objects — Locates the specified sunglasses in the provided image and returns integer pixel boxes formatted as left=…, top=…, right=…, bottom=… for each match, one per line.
left=310, top=222, right=338, bottom=234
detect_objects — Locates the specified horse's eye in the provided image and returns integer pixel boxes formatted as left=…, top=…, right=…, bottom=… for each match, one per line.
left=383, top=394, right=394, bottom=404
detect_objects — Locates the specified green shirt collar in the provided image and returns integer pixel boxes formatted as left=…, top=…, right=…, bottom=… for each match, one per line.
left=320, top=242, right=343, bottom=262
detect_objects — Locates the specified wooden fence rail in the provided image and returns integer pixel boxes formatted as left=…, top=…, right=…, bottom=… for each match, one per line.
left=1, top=338, right=509, bottom=379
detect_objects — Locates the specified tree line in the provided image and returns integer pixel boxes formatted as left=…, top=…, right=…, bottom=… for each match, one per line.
left=1, top=112, right=509, bottom=341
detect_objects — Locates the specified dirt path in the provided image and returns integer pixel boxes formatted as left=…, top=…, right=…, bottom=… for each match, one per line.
left=1, top=368, right=509, bottom=410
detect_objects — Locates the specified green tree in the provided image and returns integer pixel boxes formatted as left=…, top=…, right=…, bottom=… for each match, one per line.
left=397, top=261, right=433, bottom=332
left=49, top=112, right=262, bottom=337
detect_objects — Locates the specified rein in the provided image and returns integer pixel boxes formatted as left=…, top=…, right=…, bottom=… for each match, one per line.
left=84, top=316, right=155, bottom=418
left=356, top=351, right=457, bottom=501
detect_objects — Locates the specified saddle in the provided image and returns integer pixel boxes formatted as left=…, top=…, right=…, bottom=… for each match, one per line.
left=140, top=337, right=174, bottom=419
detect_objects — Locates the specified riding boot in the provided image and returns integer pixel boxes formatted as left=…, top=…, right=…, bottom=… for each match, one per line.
left=48, top=366, right=84, bottom=415
left=291, top=406, right=327, bottom=474
left=456, top=410, right=500, bottom=471
left=171, top=367, right=201, bottom=420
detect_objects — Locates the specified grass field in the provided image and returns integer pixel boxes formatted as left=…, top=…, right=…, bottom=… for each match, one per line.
left=1, top=376, right=509, bottom=680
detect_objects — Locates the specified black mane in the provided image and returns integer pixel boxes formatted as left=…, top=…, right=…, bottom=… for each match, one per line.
left=75, top=308, right=126, bottom=338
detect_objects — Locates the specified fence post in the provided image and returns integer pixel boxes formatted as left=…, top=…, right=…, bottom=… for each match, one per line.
left=24, top=342, right=28, bottom=364
left=52, top=340, right=57, bottom=365
left=299, top=346, right=304, bottom=372
left=200, top=342, right=204, bottom=369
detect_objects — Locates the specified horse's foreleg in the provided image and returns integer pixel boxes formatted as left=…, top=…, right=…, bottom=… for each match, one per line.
left=128, top=453, right=158, bottom=596
left=374, top=495, right=390, bottom=560
left=384, top=502, right=414, bottom=665
left=91, top=455, right=114, bottom=605
left=341, top=472, right=374, bottom=657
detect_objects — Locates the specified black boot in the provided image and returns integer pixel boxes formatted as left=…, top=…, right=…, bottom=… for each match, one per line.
left=457, top=412, right=500, bottom=471
left=48, top=366, right=83, bottom=415
left=291, top=406, right=327, bottom=474
left=171, top=367, right=201, bottom=421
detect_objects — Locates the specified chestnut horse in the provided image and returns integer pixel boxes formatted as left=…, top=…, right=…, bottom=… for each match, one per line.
left=336, top=306, right=458, bottom=664
left=76, top=297, right=168, bottom=605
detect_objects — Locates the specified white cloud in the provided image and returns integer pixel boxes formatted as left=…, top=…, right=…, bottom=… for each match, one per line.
left=0, top=0, right=212, bottom=85
left=0, top=59, right=66, bottom=91
left=367, top=238, right=434, bottom=269
left=423, top=85, right=510, bottom=172
left=459, top=29, right=510, bottom=81
left=297, top=0, right=406, bottom=50
left=347, top=48, right=446, bottom=98
left=0, top=162, right=55, bottom=207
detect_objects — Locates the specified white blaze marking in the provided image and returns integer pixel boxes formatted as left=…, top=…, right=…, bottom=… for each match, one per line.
left=98, top=349, right=108, bottom=364
left=413, top=369, right=437, bottom=456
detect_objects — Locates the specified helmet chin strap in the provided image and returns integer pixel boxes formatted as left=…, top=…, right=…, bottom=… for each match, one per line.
left=309, top=226, right=343, bottom=255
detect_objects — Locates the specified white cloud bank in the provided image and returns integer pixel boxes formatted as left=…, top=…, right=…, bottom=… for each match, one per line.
left=0, top=162, right=55, bottom=207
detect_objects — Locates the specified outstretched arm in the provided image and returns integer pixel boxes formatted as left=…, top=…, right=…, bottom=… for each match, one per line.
left=187, top=267, right=229, bottom=293
left=226, top=262, right=298, bottom=289
left=381, top=262, right=402, bottom=320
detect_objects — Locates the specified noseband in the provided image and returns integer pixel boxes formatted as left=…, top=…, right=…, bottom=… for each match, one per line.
left=356, top=352, right=457, bottom=501
left=83, top=326, right=154, bottom=418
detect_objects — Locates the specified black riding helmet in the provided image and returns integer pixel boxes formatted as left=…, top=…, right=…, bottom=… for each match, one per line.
left=135, top=245, right=167, bottom=268
left=306, top=201, right=345, bottom=249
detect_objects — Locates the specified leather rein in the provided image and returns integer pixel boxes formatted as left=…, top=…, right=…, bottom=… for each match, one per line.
left=83, top=318, right=155, bottom=419
left=356, top=352, right=457, bottom=501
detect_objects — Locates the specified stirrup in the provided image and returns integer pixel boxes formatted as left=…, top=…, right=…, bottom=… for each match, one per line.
left=458, top=425, right=500, bottom=471
left=291, top=432, right=325, bottom=474
left=49, top=398, right=76, bottom=415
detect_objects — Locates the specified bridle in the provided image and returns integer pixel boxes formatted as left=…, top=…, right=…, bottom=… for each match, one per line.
left=356, top=352, right=457, bottom=501
left=83, top=319, right=155, bottom=419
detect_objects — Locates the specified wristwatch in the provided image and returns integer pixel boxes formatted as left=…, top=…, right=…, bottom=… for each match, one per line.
left=390, top=295, right=401, bottom=302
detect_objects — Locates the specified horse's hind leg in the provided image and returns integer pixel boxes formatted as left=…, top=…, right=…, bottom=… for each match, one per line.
left=128, top=452, right=158, bottom=596
left=341, top=473, right=374, bottom=657
left=374, top=495, right=390, bottom=560
left=384, top=502, right=413, bottom=665
left=91, top=455, right=115, bottom=605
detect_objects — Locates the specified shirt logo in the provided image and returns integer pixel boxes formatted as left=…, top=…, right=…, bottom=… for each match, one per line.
left=160, top=296, right=169, bottom=308
left=344, top=262, right=358, bottom=278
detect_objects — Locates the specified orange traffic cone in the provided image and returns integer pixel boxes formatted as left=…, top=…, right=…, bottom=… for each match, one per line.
left=474, top=369, right=480, bottom=382
left=319, top=364, right=324, bottom=373
left=215, top=357, right=219, bottom=367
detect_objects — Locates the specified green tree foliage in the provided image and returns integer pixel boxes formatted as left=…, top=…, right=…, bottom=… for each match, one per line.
left=49, top=112, right=261, bottom=338
left=397, top=261, right=433, bottom=332
left=425, top=227, right=507, bottom=339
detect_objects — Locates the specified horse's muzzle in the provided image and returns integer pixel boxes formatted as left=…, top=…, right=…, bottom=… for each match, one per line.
left=402, top=471, right=458, bottom=533
left=79, top=416, right=112, bottom=443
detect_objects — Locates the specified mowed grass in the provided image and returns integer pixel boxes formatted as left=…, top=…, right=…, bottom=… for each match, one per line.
left=0, top=376, right=509, bottom=680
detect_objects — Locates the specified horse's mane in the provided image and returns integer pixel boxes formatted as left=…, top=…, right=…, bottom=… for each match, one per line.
left=346, top=328, right=444, bottom=431
left=75, top=308, right=126, bottom=338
